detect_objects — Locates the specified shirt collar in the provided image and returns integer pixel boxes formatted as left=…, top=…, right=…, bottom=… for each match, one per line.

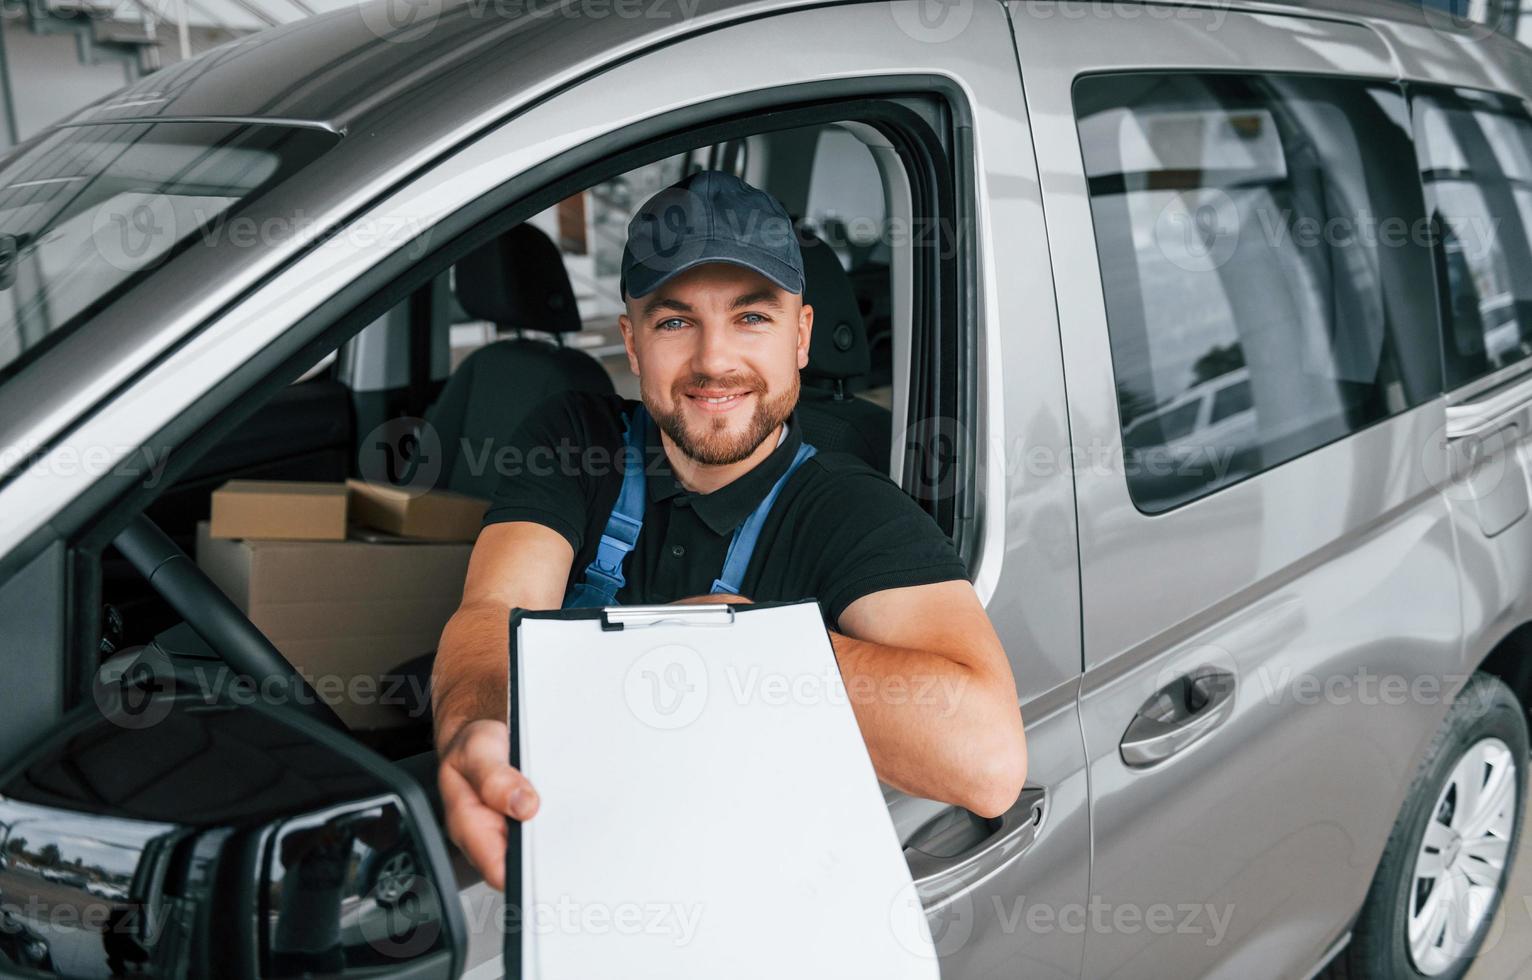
left=647, top=415, right=803, bottom=535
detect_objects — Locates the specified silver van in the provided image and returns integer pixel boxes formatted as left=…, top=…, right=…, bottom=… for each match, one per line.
left=1, top=0, right=1530, bottom=976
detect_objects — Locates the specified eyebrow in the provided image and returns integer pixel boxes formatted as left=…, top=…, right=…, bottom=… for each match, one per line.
left=640, top=290, right=784, bottom=320
left=640, top=296, right=694, bottom=319
left=730, top=290, right=784, bottom=311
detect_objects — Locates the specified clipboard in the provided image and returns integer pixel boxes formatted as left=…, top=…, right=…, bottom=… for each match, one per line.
left=505, top=600, right=939, bottom=980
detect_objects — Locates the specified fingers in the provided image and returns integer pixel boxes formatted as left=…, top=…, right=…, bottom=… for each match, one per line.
left=440, top=763, right=510, bottom=889
left=438, top=719, right=542, bottom=890
left=671, top=593, right=752, bottom=605
left=450, top=720, right=541, bottom=821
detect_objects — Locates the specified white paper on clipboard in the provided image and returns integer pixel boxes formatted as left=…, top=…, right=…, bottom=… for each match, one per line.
left=507, top=600, right=939, bottom=980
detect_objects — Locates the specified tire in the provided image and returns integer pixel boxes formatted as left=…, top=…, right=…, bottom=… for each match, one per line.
left=369, top=847, right=418, bottom=909
left=1337, top=671, right=1528, bottom=980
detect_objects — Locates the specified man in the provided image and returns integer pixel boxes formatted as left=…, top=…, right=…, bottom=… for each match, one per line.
left=433, top=170, right=1026, bottom=889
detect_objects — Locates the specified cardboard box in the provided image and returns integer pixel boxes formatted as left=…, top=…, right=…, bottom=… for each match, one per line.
left=195, top=521, right=471, bottom=730
left=346, top=479, right=489, bottom=542
left=209, top=480, right=348, bottom=541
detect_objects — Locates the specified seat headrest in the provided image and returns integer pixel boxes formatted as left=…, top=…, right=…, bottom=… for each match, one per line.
left=800, top=229, right=871, bottom=383
left=455, top=223, right=581, bottom=334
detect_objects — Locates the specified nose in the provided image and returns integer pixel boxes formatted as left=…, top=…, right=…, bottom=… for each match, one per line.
left=690, top=319, right=739, bottom=381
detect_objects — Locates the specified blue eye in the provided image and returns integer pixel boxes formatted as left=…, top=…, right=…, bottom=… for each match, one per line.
left=742, top=312, right=768, bottom=325
left=656, top=318, right=687, bottom=331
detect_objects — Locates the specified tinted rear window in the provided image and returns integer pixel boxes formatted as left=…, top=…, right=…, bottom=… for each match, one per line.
left=1075, top=72, right=1440, bottom=513
left=1411, top=86, right=1532, bottom=389
left=0, top=120, right=337, bottom=383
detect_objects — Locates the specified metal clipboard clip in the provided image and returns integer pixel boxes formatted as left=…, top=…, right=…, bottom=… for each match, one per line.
left=599, top=604, right=737, bottom=631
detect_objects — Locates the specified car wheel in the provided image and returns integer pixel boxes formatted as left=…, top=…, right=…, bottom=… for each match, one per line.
left=1336, top=671, right=1527, bottom=980
left=371, top=848, right=418, bottom=908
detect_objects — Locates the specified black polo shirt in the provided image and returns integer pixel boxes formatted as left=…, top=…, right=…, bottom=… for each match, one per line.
left=481, top=392, right=968, bottom=627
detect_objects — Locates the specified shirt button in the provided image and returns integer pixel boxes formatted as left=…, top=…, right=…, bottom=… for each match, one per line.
left=671, top=545, right=685, bottom=558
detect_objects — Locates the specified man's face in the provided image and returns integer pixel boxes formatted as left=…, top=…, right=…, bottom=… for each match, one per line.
left=619, top=263, right=813, bottom=466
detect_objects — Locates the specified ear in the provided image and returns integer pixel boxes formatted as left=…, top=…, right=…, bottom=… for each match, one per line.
left=797, top=302, right=813, bottom=371
left=618, top=312, right=640, bottom=376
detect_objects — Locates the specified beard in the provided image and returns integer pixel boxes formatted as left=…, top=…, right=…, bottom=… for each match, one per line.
left=647, top=370, right=799, bottom=466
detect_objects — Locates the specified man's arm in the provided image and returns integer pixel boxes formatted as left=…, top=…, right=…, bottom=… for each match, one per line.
left=432, top=521, right=573, bottom=889
left=832, top=580, right=1027, bottom=818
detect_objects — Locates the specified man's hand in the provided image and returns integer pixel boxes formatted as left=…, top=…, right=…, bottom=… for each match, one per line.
left=433, top=522, right=572, bottom=889
left=670, top=593, right=751, bottom=605
left=834, top=580, right=1027, bottom=818
left=437, top=719, right=540, bottom=890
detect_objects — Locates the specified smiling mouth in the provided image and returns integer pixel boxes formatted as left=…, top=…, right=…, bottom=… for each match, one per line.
left=686, top=391, right=754, bottom=412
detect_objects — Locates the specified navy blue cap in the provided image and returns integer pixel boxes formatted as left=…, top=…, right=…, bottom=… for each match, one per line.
left=620, top=170, right=805, bottom=301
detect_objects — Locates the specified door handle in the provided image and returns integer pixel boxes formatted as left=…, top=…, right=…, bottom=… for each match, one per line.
left=903, top=786, right=1046, bottom=907
left=1120, top=667, right=1236, bottom=768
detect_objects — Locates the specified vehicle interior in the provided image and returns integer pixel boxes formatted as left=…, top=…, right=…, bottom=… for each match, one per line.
left=86, top=106, right=969, bottom=804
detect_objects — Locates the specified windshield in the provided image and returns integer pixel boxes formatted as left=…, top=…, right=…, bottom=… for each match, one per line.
left=0, top=120, right=338, bottom=384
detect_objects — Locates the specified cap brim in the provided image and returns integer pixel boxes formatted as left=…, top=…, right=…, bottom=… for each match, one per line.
left=624, top=238, right=804, bottom=299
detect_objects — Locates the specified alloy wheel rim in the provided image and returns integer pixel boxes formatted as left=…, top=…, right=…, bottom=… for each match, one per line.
left=1407, top=736, right=1517, bottom=975
left=374, top=851, right=416, bottom=903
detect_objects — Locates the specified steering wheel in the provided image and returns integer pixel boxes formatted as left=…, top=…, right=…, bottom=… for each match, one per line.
left=112, top=514, right=346, bottom=730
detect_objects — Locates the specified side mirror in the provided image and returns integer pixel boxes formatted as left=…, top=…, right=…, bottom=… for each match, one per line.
left=0, top=689, right=465, bottom=978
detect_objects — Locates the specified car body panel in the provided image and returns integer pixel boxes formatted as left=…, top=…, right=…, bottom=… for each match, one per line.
left=1012, top=4, right=1469, bottom=977
left=1369, top=0, right=1532, bottom=780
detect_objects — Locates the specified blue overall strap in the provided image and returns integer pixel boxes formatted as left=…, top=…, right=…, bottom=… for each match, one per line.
left=711, top=441, right=818, bottom=597
left=563, top=405, right=650, bottom=609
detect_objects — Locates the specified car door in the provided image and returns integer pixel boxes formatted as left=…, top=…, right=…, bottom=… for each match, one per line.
left=1400, top=72, right=1532, bottom=727
left=1013, top=6, right=1465, bottom=979
left=0, top=3, right=1090, bottom=977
